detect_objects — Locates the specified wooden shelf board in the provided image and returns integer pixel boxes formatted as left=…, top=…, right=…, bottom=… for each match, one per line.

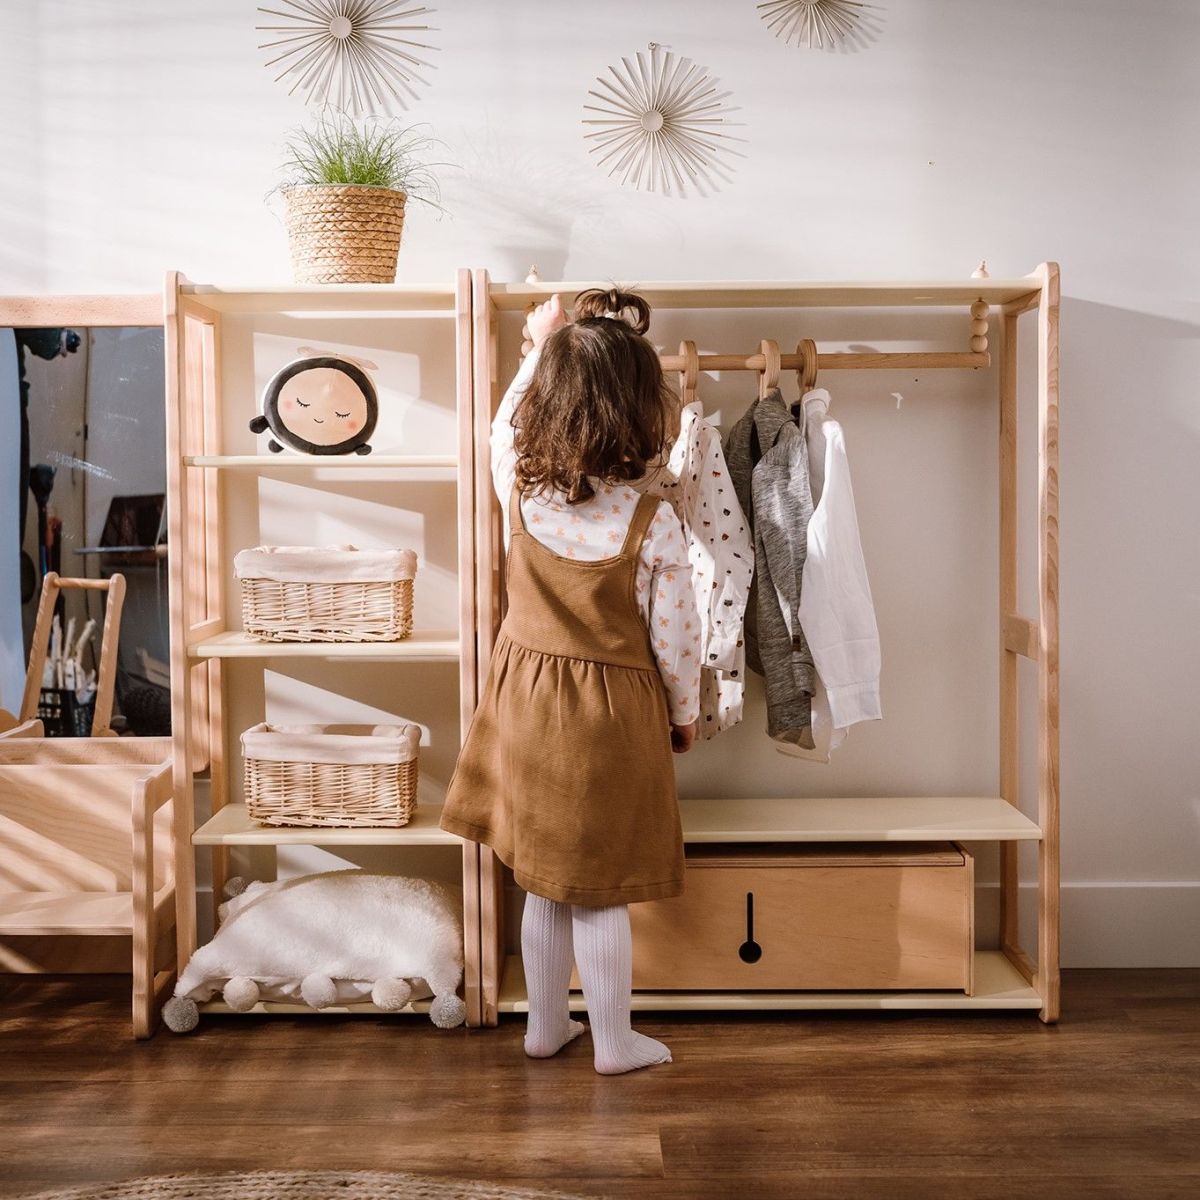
left=199, top=997, right=433, bottom=1016
left=184, top=454, right=457, bottom=471
left=179, top=283, right=456, bottom=315
left=678, top=796, right=1041, bottom=842
left=488, top=279, right=1042, bottom=312
left=0, top=891, right=134, bottom=936
left=187, top=630, right=460, bottom=661
left=497, top=951, right=1041, bottom=1013
left=192, top=802, right=460, bottom=846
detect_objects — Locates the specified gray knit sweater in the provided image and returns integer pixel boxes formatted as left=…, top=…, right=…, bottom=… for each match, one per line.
left=724, top=388, right=816, bottom=745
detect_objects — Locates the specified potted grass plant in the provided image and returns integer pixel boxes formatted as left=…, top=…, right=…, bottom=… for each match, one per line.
left=275, top=111, right=444, bottom=284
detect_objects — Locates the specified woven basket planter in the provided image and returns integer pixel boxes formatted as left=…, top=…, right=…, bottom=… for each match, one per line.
left=282, top=184, right=407, bottom=284
left=242, top=723, right=420, bottom=828
left=234, top=546, right=417, bottom=643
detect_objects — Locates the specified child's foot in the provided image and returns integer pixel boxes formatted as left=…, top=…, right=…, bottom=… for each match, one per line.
left=592, top=1030, right=672, bottom=1075
left=524, top=1017, right=586, bottom=1059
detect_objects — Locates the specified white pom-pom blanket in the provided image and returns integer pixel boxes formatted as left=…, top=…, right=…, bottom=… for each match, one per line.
left=168, top=871, right=465, bottom=1029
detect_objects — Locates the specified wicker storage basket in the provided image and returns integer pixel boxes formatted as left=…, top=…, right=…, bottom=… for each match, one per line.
left=283, top=184, right=407, bottom=284
left=241, top=723, right=420, bottom=828
left=234, top=545, right=416, bottom=643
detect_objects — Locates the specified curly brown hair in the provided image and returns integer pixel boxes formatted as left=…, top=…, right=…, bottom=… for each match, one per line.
left=513, top=287, right=673, bottom=505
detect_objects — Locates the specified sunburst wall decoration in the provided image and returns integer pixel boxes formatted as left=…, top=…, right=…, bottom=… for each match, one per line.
left=582, top=44, right=738, bottom=198
left=256, top=1, right=438, bottom=115
left=757, top=0, right=876, bottom=49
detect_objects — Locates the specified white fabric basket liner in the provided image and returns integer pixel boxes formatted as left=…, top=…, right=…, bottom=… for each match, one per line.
left=241, top=722, right=420, bottom=765
left=234, top=545, right=417, bottom=584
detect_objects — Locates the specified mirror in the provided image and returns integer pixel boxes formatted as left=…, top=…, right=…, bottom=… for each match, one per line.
left=1, top=325, right=167, bottom=736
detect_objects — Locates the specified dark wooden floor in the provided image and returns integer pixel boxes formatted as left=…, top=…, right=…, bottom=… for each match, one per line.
left=1, top=971, right=1198, bottom=1199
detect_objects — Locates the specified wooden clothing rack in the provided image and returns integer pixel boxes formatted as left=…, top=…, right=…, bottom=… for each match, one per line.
left=475, top=266, right=1060, bottom=1025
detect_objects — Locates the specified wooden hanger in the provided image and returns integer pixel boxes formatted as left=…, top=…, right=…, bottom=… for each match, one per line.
left=796, top=338, right=819, bottom=393
left=678, top=340, right=699, bottom=405
left=758, top=339, right=780, bottom=400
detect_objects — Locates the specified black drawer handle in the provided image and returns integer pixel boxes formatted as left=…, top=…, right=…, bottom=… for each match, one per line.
left=738, top=891, right=763, bottom=964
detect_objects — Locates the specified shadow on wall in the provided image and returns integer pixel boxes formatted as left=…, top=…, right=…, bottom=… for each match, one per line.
left=1056, top=296, right=1200, bottom=887
left=444, top=126, right=611, bottom=279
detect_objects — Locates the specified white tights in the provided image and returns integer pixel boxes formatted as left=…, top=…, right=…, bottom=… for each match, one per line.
left=520, top=893, right=672, bottom=1075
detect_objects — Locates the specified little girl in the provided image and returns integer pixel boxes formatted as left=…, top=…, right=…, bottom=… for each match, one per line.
left=440, top=288, right=700, bottom=1075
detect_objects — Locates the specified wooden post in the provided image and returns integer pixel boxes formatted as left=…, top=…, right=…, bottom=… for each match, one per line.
left=163, top=270, right=199, bottom=963
left=455, top=267, right=482, bottom=1028
left=998, top=310, right=1020, bottom=955
left=472, top=269, right=505, bottom=1026
left=1036, top=263, right=1062, bottom=1023
left=199, top=316, right=229, bottom=929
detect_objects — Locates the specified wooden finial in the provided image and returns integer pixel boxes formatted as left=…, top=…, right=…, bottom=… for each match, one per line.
left=525, top=265, right=541, bottom=284
left=969, top=298, right=989, bottom=354
left=971, top=260, right=990, bottom=279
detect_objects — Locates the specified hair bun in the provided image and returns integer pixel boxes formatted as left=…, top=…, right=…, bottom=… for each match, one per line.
left=574, top=286, right=652, bottom=335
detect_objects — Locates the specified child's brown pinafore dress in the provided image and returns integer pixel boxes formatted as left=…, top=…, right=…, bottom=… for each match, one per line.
left=439, top=486, right=685, bottom=906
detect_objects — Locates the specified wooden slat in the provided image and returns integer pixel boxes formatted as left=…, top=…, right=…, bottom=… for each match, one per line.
left=1003, top=939, right=1038, bottom=985
left=998, top=309, right=1024, bottom=960
left=454, top=268, right=483, bottom=1028
left=183, top=454, right=457, bottom=470
left=0, top=294, right=161, bottom=326
left=0, top=738, right=170, bottom=766
left=191, top=802, right=460, bottom=847
left=497, top=950, right=1043, bottom=1012
left=163, top=269, right=199, bottom=963
left=488, top=279, right=1044, bottom=311
left=472, top=269, right=506, bottom=1026
left=1003, top=289, right=1043, bottom=316
left=1036, top=262, right=1062, bottom=1023
left=657, top=351, right=989, bottom=372
left=1003, top=614, right=1039, bottom=660
left=677, top=796, right=1041, bottom=842
left=187, top=629, right=460, bottom=660
left=178, top=283, right=456, bottom=314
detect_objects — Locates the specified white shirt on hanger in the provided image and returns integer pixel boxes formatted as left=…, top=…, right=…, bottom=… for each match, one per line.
left=635, top=399, right=754, bottom=739
left=780, top=387, right=882, bottom=761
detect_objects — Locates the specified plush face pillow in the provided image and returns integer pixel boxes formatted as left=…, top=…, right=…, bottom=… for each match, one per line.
left=251, top=356, right=378, bottom=455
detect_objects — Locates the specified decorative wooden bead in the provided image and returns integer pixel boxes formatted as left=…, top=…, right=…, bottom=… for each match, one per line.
left=971, top=317, right=989, bottom=336
left=970, top=335, right=988, bottom=353
left=970, top=300, right=989, bottom=319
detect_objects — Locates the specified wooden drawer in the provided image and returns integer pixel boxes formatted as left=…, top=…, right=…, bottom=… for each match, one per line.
left=629, top=842, right=974, bottom=993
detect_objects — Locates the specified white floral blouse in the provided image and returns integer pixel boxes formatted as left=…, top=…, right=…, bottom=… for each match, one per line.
left=490, top=349, right=702, bottom=726
left=635, top=400, right=755, bottom=739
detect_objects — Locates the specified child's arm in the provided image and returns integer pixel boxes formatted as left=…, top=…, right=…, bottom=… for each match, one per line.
left=642, top=502, right=701, bottom=740
left=489, top=296, right=570, bottom=504
left=489, top=347, right=539, bottom=504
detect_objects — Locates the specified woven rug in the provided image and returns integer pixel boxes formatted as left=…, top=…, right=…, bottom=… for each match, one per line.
left=14, top=1171, right=592, bottom=1200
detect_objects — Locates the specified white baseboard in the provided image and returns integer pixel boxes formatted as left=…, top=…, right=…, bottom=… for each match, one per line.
left=975, top=882, right=1200, bottom=967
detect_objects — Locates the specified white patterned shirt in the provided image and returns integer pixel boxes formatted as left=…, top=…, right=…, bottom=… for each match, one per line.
left=634, top=401, right=755, bottom=739
left=490, top=349, right=701, bottom=725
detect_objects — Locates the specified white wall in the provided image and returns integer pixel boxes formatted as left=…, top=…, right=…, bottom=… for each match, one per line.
left=3, top=1, right=1197, bottom=965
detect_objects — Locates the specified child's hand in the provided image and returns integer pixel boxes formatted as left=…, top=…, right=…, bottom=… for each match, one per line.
left=526, top=294, right=569, bottom=348
left=670, top=721, right=698, bottom=754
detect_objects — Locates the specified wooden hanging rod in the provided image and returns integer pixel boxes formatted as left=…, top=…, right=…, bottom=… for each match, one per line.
left=658, top=350, right=989, bottom=372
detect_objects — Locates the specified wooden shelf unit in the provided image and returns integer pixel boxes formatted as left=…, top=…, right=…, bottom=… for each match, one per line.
left=471, top=268, right=1061, bottom=1024
left=164, top=271, right=484, bottom=1023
